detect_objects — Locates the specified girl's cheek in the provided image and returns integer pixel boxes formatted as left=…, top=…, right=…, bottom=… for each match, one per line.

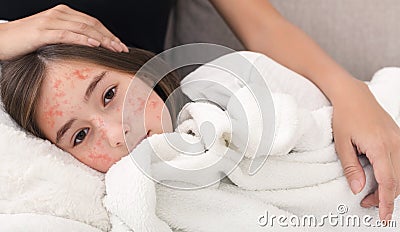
left=84, top=147, right=115, bottom=172
left=125, top=96, right=146, bottom=123
left=146, top=94, right=166, bottom=121
left=134, top=97, right=146, bottom=115
left=149, top=99, right=159, bottom=110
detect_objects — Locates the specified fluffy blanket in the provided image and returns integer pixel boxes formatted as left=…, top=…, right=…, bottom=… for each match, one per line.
left=103, top=52, right=400, bottom=231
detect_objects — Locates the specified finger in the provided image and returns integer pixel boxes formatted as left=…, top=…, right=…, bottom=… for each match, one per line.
left=335, top=138, right=366, bottom=194
left=50, top=5, right=129, bottom=52
left=366, top=149, right=397, bottom=221
left=52, top=5, right=125, bottom=43
left=41, top=29, right=103, bottom=48
left=43, top=18, right=120, bottom=52
left=361, top=190, right=379, bottom=208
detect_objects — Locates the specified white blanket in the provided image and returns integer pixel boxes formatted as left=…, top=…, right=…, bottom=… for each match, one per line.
left=0, top=213, right=102, bottom=232
left=104, top=52, right=400, bottom=231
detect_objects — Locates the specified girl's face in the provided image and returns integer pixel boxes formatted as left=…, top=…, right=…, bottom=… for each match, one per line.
left=36, top=60, right=173, bottom=172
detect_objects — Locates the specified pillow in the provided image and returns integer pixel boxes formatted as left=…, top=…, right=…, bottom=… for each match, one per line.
left=0, top=99, right=110, bottom=230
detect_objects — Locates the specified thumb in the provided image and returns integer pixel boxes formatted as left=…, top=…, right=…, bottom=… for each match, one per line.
left=336, top=138, right=366, bottom=194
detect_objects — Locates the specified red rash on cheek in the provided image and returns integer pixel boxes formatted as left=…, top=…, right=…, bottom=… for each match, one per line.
left=135, top=97, right=146, bottom=114
left=149, top=100, right=158, bottom=109
left=100, top=129, right=108, bottom=140
left=88, top=153, right=113, bottom=163
left=95, top=129, right=108, bottom=147
left=128, top=98, right=134, bottom=106
left=86, top=146, right=114, bottom=171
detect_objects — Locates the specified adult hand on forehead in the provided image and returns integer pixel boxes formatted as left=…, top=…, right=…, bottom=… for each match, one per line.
left=0, top=4, right=129, bottom=60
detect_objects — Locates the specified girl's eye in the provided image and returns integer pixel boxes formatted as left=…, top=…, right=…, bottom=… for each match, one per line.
left=104, top=86, right=116, bottom=106
left=73, top=128, right=89, bottom=146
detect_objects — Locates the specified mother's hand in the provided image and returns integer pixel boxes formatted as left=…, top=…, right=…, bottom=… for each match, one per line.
left=332, top=79, right=400, bottom=222
left=0, top=4, right=128, bottom=60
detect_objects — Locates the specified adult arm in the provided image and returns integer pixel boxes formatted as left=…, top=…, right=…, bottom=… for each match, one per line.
left=0, top=4, right=128, bottom=61
left=210, top=0, right=400, bottom=221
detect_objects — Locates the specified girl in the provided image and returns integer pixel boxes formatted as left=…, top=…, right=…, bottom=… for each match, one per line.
left=0, top=44, right=185, bottom=173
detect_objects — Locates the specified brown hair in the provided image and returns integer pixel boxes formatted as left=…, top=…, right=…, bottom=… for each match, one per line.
left=0, top=44, right=185, bottom=139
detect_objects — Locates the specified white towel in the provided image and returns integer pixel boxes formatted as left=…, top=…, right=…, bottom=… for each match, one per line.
left=103, top=52, right=400, bottom=232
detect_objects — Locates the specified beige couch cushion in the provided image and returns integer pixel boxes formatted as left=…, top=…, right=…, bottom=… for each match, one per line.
left=165, top=0, right=400, bottom=81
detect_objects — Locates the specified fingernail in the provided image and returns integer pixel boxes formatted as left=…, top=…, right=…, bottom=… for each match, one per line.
left=120, top=42, right=129, bottom=52
left=111, top=41, right=122, bottom=52
left=385, top=214, right=392, bottom=221
left=88, top=38, right=100, bottom=47
left=351, top=180, right=362, bottom=194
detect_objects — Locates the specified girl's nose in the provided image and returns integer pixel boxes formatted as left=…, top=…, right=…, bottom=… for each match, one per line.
left=91, top=116, right=128, bottom=148
left=106, top=122, right=128, bottom=148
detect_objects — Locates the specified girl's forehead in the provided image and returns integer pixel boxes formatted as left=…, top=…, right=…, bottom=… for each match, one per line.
left=46, top=60, right=98, bottom=75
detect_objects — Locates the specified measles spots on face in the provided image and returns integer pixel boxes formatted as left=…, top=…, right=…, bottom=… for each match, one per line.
left=135, top=97, right=146, bottom=114
left=127, top=98, right=135, bottom=107
left=72, top=68, right=91, bottom=80
left=55, top=91, right=66, bottom=97
left=126, top=96, right=146, bottom=115
left=53, top=79, right=62, bottom=89
left=88, top=152, right=113, bottom=164
left=101, top=128, right=108, bottom=139
left=52, top=79, right=66, bottom=98
left=43, top=99, right=63, bottom=128
left=93, top=128, right=109, bottom=149
left=91, top=117, right=105, bottom=128
left=67, top=104, right=82, bottom=115
left=149, top=100, right=158, bottom=109
left=92, top=121, right=112, bottom=148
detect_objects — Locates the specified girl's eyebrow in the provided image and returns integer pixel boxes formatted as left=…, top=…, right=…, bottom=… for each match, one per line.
left=56, top=118, right=76, bottom=144
left=84, top=71, right=108, bottom=102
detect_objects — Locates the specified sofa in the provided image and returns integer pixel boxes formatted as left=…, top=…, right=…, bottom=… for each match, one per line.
left=165, top=0, right=400, bottom=81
